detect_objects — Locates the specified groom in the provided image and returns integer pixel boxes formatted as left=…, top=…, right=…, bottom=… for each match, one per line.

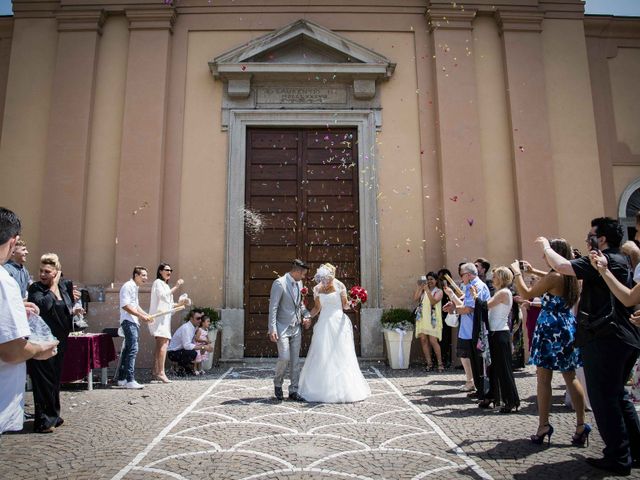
left=268, top=259, right=311, bottom=401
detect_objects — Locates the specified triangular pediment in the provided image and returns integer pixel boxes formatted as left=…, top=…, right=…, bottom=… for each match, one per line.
left=212, top=19, right=393, bottom=69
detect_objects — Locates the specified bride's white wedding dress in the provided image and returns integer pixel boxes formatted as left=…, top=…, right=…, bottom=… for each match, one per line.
left=298, top=281, right=371, bottom=403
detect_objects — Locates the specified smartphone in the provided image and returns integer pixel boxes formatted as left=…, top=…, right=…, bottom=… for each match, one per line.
left=588, top=235, right=599, bottom=251
left=418, top=275, right=427, bottom=285
left=518, top=260, right=525, bottom=271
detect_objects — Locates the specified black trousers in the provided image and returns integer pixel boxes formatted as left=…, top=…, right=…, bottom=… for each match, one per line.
left=469, top=340, right=494, bottom=401
left=489, top=331, right=520, bottom=408
left=440, top=324, right=452, bottom=366
left=168, top=349, right=197, bottom=371
left=27, top=343, right=66, bottom=431
left=582, top=336, right=640, bottom=467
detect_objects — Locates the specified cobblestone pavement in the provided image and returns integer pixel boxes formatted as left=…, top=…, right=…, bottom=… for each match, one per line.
left=0, top=363, right=638, bottom=479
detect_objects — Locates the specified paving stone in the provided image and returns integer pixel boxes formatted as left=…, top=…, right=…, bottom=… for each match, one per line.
left=0, top=364, right=638, bottom=479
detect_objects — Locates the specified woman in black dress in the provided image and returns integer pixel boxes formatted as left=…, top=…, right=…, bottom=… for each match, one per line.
left=27, top=253, right=82, bottom=433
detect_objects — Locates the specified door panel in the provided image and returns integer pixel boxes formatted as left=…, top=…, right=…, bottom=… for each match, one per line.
left=244, top=128, right=360, bottom=357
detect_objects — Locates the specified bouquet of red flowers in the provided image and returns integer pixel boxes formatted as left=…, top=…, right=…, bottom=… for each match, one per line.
left=348, top=286, right=368, bottom=309
left=300, top=287, right=308, bottom=306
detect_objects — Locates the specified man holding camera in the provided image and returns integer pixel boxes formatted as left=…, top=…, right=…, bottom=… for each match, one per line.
left=538, top=217, right=640, bottom=475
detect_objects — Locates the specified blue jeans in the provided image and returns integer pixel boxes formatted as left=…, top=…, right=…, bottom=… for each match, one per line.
left=118, top=320, right=139, bottom=382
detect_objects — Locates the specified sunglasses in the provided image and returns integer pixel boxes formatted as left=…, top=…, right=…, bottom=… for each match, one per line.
left=163, top=269, right=173, bottom=272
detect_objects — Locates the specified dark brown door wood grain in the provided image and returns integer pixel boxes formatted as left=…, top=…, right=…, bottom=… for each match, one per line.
left=244, top=128, right=361, bottom=357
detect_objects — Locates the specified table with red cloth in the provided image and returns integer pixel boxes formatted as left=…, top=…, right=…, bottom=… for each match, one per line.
left=61, top=333, right=117, bottom=390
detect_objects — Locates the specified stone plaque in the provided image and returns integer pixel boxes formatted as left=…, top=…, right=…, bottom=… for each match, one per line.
left=257, top=86, right=347, bottom=105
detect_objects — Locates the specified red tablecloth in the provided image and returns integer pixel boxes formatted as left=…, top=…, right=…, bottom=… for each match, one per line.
left=61, top=333, right=117, bottom=383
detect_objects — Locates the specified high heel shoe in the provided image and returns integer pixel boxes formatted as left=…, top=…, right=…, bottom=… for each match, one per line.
left=499, top=404, right=519, bottom=414
left=571, top=423, right=592, bottom=447
left=437, top=364, right=445, bottom=372
left=530, top=424, right=554, bottom=445
left=478, top=399, right=495, bottom=409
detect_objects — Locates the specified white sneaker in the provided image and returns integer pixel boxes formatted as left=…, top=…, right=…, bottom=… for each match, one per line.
left=117, top=379, right=127, bottom=387
left=125, top=381, right=144, bottom=389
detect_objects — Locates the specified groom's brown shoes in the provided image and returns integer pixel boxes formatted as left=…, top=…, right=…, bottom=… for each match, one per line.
left=274, top=387, right=283, bottom=400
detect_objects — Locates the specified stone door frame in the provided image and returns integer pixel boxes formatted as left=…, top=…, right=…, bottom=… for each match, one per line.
left=220, top=109, right=383, bottom=360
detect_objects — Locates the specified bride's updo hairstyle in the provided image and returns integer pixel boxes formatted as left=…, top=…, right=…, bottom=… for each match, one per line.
left=314, top=264, right=336, bottom=293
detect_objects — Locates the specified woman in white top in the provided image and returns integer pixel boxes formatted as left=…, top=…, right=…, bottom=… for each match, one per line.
left=149, top=263, right=184, bottom=383
left=472, top=266, right=520, bottom=413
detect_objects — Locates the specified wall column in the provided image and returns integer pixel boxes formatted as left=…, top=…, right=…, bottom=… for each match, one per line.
left=497, top=11, right=559, bottom=259
left=38, top=10, right=105, bottom=280
left=427, top=8, right=486, bottom=264
left=114, top=9, right=175, bottom=280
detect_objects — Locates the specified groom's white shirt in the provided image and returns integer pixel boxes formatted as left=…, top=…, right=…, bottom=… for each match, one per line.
left=268, top=273, right=308, bottom=337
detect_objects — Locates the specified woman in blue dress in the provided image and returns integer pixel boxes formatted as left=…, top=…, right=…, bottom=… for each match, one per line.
left=511, top=239, right=590, bottom=447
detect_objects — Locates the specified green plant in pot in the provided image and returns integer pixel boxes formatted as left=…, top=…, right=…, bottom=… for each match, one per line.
left=381, top=308, right=414, bottom=369
left=380, top=308, right=414, bottom=331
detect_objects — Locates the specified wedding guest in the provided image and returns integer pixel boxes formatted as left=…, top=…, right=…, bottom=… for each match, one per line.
left=544, top=218, right=640, bottom=474
left=193, top=314, right=211, bottom=375
left=437, top=268, right=453, bottom=368
left=413, top=272, right=443, bottom=371
left=580, top=215, right=640, bottom=474
left=511, top=239, right=587, bottom=447
left=117, top=266, right=153, bottom=389
left=149, top=263, right=184, bottom=384
left=167, top=309, right=213, bottom=376
left=3, top=238, right=30, bottom=299
left=0, top=207, right=57, bottom=434
left=475, top=258, right=494, bottom=295
left=27, top=253, right=83, bottom=432
left=472, top=267, right=520, bottom=413
left=621, top=240, right=640, bottom=284
left=444, top=263, right=490, bottom=397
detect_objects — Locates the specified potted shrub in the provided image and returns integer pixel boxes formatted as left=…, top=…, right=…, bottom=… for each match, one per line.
left=381, top=308, right=414, bottom=369
left=199, top=307, right=221, bottom=371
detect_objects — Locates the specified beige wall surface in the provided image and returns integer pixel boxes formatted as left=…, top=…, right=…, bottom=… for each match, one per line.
left=609, top=47, right=640, bottom=156
left=613, top=167, right=640, bottom=212
left=4, top=2, right=640, bottom=360
left=346, top=30, right=424, bottom=308
left=83, top=16, right=129, bottom=285
left=0, top=18, right=57, bottom=273
left=472, top=15, right=518, bottom=269
left=542, top=18, right=604, bottom=251
left=178, top=30, right=255, bottom=309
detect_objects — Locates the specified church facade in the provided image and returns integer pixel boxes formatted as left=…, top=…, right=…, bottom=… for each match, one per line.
left=0, top=0, right=638, bottom=363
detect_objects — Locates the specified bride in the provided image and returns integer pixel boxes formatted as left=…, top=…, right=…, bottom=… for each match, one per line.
left=298, top=263, right=371, bottom=403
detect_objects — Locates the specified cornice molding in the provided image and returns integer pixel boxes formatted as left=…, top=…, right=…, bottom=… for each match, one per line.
left=56, top=10, right=106, bottom=33
left=12, top=0, right=58, bottom=19
left=125, top=8, right=176, bottom=32
left=584, top=16, right=640, bottom=39
left=496, top=10, right=544, bottom=33
left=426, top=8, right=477, bottom=31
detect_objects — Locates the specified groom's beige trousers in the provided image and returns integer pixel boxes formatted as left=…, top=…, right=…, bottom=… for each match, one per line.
left=274, top=324, right=302, bottom=394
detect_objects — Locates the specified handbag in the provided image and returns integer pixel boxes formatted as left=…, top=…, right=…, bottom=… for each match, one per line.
left=445, top=312, right=459, bottom=328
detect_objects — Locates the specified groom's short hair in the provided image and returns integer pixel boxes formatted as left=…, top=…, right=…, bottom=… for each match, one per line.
left=291, top=259, right=309, bottom=271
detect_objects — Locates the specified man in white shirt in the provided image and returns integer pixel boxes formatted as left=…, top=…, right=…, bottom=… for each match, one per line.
left=167, top=309, right=213, bottom=375
left=0, top=207, right=58, bottom=434
left=117, top=267, right=153, bottom=389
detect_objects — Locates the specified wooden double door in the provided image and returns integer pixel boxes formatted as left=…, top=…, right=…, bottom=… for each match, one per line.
left=244, top=127, right=361, bottom=357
